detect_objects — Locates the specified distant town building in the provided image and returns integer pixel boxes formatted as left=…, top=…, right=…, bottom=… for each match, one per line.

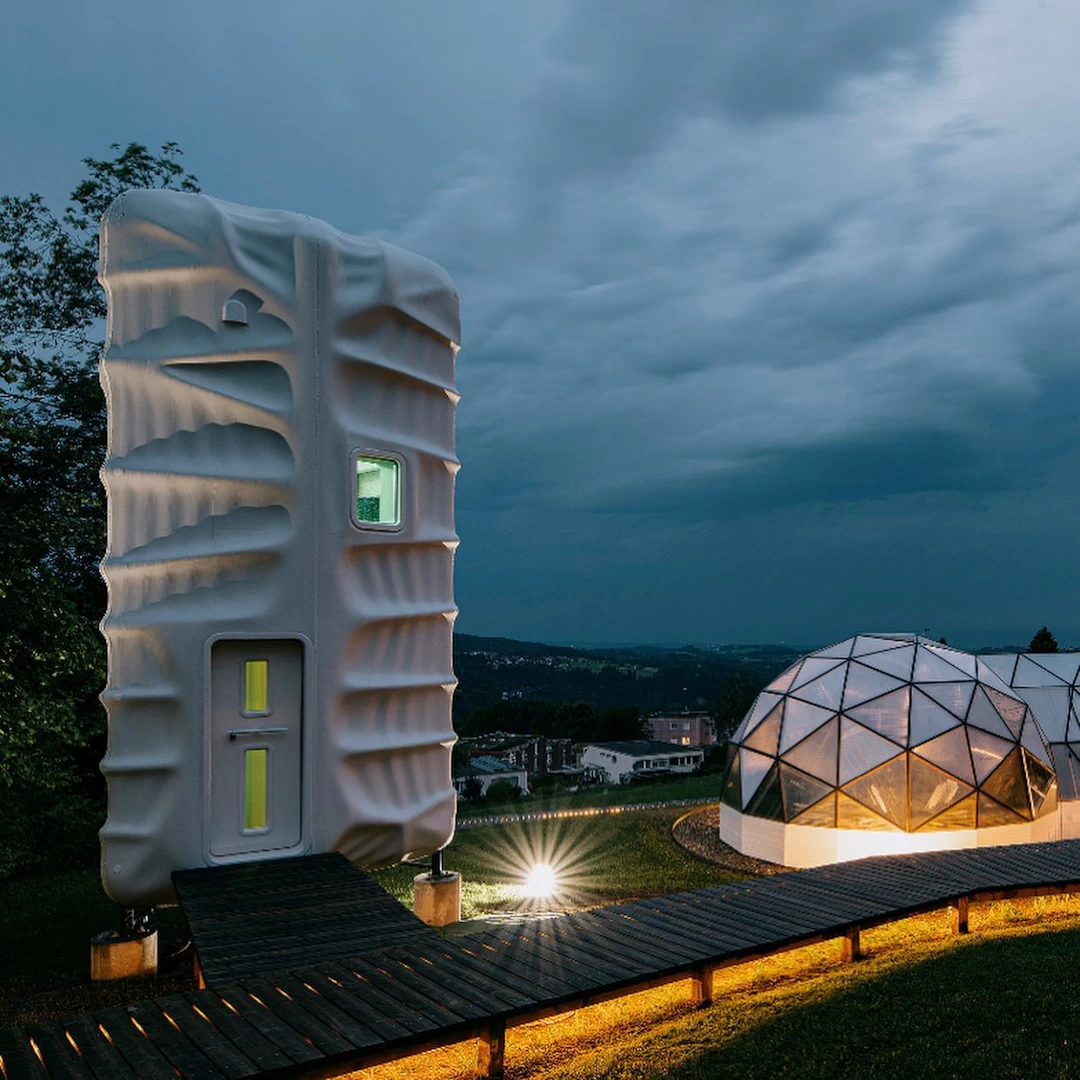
left=647, top=710, right=716, bottom=747
left=452, top=756, right=530, bottom=799
left=457, top=732, right=578, bottom=776
left=581, top=741, right=705, bottom=785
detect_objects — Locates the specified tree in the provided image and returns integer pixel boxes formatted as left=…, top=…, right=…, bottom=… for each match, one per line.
left=1028, top=627, right=1059, bottom=654
left=713, top=671, right=759, bottom=742
left=0, top=143, right=199, bottom=876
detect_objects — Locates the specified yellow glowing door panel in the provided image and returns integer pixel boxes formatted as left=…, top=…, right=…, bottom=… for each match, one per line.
left=210, top=640, right=303, bottom=857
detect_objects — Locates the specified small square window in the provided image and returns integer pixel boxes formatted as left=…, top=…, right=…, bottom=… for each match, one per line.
left=353, top=454, right=401, bottom=527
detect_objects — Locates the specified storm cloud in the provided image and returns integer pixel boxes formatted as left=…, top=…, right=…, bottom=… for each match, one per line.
left=5, top=1, right=1080, bottom=646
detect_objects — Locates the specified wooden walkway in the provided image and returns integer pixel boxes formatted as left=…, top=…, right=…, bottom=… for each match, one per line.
left=173, top=854, right=437, bottom=986
left=5, top=839, right=1080, bottom=1079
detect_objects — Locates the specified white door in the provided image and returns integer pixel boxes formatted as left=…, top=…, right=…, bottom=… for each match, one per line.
left=209, top=639, right=303, bottom=857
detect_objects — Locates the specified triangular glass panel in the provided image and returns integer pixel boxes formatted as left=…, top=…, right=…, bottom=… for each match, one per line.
left=745, top=764, right=784, bottom=821
left=967, top=687, right=1014, bottom=741
left=975, top=660, right=1015, bottom=695
left=977, top=654, right=1018, bottom=685
left=913, top=726, right=974, bottom=784
left=909, top=688, right=960, bottom=745
left=968, top=727, right=1015, bottom=784
left=1052, top=745, right=1080, bottom=802
left=984, top=688, right=1026, bottom=738
left=783, top=717, right=839, bottom=786
left=1024, top=752, right=1056, bottom=817
left=779, top=764, right=835, bottom=822
left=791, top=793, right=836, bottom=828
left=739, top=748, right=775, bottom=808
left=852, top=635, right=912, bottom=657
left=846, top=687, right=909, bottom=746
left=977, top=792, right=1026, bottom=827
left=919, top=681, right=976, bottom=721
left=839, top=718, right=903, bottom=784
left=788, top=664, right=846, bottom=711
left=843, top=755, right=907, bottom=829
left=918, top=792, right=977, bottom=831
left=742, top=692, right=785, bottom=738
left=1019, top=717, right=1053, bottom=769
left=721, top=747, right=741, bottom=810
left=836, top=791, right=900, bottom=831
left=1014, top=654, right=1062, bottom=688
left=860, top=645, right=915, bottom=682
left=779, top=699, right=835, bottom=754
left=981, top=749, right=1032, bottom=820
left=913, top=647, right=971, bottom=683
left=766, top=665, right=801, bottom=694
left=842, top=663, right=905, bottom=710
left=790, top=658, right=843, bottom=692
left=909, top=756, right=973, bottom=829
left=1012, top=687, right=1068, bottom=741
left=924, top=644, right=977, bottom=678
left=811, top=638, right=856, bottom=660
left=744, top=704, right=782, bottom=756
left=1024, top=653, right=1080, bottom=684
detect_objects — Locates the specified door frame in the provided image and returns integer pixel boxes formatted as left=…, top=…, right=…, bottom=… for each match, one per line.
left=202, top=631, right=314, bottom=865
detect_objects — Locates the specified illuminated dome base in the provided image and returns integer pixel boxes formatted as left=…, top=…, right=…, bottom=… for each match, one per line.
left=719, top=802, right=1066, bottom=869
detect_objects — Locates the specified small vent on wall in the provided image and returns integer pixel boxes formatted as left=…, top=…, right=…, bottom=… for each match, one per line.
left=222, top=298, right=248, bottom=325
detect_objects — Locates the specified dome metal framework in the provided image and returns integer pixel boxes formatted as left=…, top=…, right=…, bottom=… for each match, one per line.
left=722, top=634, right=1057, bottom=832
left=980, top=651, right=1080, bottom=800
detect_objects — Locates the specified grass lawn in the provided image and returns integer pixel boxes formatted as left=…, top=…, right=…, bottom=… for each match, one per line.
left=356, top=897, right=1080, bottom=1080
left=457, top=772, right=722, bottom=818
left=376, top=806, right=740, bottom=917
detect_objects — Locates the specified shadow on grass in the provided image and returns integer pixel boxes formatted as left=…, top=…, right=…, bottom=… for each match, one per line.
left=550, top=919, right=1080, bottom=1080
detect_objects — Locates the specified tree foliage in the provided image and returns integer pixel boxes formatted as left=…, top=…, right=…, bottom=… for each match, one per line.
left=1028, top=626, right=1059, bottom=654
left=713, top=670, right=760, bottom=741
left=0, top=143, right=198, bottom=876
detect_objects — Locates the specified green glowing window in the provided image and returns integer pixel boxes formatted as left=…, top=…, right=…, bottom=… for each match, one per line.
left=354, top=454, right=401, bottom=526
left=244, top=749, right=269, bottom=831
left=244, top=660, right=269, bottom=715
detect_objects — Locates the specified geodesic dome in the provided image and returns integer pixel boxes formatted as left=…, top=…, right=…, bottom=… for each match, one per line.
left=723, top=634, right=1057, bottom=832
left=980, top=651, right=1080, bottom=800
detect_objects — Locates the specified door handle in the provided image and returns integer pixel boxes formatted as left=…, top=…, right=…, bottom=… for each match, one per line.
left=228, top=726, right=288, bottom=740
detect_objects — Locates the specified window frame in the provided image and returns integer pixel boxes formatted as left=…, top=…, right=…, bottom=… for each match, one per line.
left=350, top=448, right=406, bottom=532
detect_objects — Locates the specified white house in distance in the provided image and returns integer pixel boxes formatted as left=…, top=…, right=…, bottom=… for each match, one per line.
left=581, top=741, right=705, bottom=785
left=452, top=757, right=530, bottom=799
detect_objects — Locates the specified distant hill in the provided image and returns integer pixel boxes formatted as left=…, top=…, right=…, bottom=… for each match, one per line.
left=451, top=632, right=803, bottom=724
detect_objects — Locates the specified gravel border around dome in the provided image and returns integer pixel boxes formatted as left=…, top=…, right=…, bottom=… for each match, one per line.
left=672, top=805, right=791, bottom=876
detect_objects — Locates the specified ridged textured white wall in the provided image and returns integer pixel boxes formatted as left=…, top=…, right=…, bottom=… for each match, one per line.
left=98, top=191, right=459, bottom=905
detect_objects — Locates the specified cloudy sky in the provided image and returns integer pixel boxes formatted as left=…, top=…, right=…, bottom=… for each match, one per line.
left=5, top=1, right=1080, bottom=649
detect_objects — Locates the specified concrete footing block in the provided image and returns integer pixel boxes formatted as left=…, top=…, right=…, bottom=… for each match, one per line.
left=413, top=871, right=462, bottom=927
left=90, top=930, right=158, bottom=981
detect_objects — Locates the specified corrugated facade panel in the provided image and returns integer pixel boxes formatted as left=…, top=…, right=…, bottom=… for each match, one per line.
left=98, top=191, right=459, bottom=905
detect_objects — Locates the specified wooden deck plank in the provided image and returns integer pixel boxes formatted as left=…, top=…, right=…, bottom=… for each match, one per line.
left=178, top=993, right=293, bottom=1074
left=22, top=1021, right=94, bottom=1080
left=123, top=1001, right=227, bottom=1080
left=212, top=987, right=324, bottom=1066
left=0, top=1027, right=49, bottom=1080
left=342, top=956, right=476, bottom=1028
left=319, top=961, right=442, bottom=1035
left=93, top=1007, right=182, bottom=1080
left=241, top=977, right=356, bottom=1056
left=288, top=969, right=413, bottom=1043
left=57, top=1015, right=138, bottom=1080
